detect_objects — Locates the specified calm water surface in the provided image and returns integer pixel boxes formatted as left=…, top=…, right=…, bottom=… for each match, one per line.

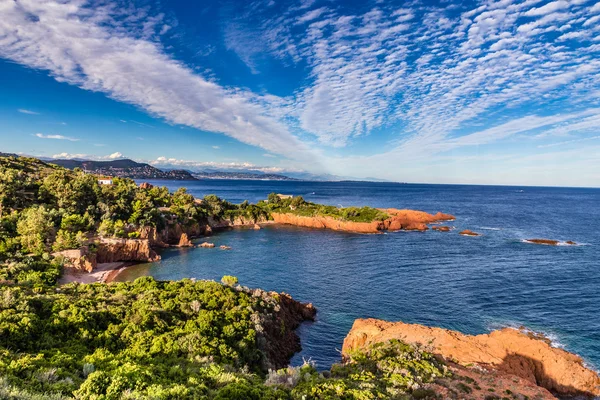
left=118, top=181, right=600, bottom=370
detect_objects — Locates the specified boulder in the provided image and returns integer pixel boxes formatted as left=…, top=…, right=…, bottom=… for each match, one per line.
left=139, top=182, right=154, bottom=189
left=432, top=225, right=451, bottom=232
left=177, top=233, right=193, bottom=247
left=253, top=224, right=261, bottom=230
left=219, top=245, right=232, bottom=250
left=199, top=242, right=215, bottom=248
left=459, top=229, right=480, bottom=236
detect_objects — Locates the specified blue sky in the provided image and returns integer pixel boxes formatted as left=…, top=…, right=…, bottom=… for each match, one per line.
left=0, top=0, right=599, bottom=186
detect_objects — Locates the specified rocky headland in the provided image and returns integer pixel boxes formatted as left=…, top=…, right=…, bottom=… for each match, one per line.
left=271, top=209, right=455, bottom=234
left=342, top=318, right=600, bottom=398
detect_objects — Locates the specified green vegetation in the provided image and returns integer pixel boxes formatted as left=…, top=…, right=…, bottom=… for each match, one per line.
left=263, top=194, right=389, bottom=223
left=1, top=156, right=459, bottom=399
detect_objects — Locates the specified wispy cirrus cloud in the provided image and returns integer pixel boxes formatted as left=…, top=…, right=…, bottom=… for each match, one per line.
left=18, top=109, right=40, bottom=115
left=35, top=133, right=79, bottom=142
left=230, top=0, right=600, bottom=153
left=0, top=0, right=316, bottom=165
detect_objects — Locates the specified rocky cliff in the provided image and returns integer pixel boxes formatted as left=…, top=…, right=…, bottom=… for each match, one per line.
left=271, top=209, right=455, bottom=233
left=96, top=238, right=160, bottom=264
left=343, top=318, right=600, bottom=398
left=239, top=287, right=316, bottom=370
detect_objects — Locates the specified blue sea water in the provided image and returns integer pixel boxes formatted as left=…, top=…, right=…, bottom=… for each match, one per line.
left=119, top=180, right=600, bottom=371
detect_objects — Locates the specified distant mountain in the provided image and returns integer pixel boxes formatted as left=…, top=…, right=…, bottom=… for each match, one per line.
left=193, top=171, right=297, bottom=181
left=49, top=159, right=197, bottom=180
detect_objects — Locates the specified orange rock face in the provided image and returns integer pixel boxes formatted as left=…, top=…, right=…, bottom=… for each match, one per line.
left=271, top=209, right=455, bottom=234
left=96, top=238, right=160, bottom=263
left=342, top=318, right=600, bottom=397
left=177, top=233, right=193, bottom=247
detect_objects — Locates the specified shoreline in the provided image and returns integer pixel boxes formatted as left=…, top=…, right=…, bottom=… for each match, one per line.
left=59, top=262, right=133, bottom=285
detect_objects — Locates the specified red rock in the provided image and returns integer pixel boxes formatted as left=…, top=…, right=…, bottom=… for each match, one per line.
left=177, top=233, right=193, bottom=247
left=199, top=242, right=215, bottom=248
left=343, top=318, right=600, bottom=398
left=459, top=229, right=480, bottom=236
left=139, top=182, right=153, bottom=189
left=432, top=225, right=451, bottom=232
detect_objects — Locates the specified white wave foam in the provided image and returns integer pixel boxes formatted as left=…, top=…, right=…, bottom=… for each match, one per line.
left=485, top=321, right=565, bottom=349
left=480, top=227, right=502, bottom=231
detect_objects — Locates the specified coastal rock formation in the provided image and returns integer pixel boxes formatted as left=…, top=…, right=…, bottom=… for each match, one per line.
left=259, top=291, right=317, bottom=370
left=253, top=224, right=261, bottom=230
left=342, top=318, right=600, bottom=397
left=96, top=238, right=160, bottom=263
left=199, top=242, right=215, bottom=248
left=460, top=229, right=480, bottom=236
left=139, top=182, right=153, bottom=189
left=177, top=233, right=193, bottom=247
left=271, top=209, right=456, bottom=234
left=53, top=248, right=96, bottom=272
left=526, top=238, right=577, bottom=246
left=432, top=225, right=451, bottom=232
left=219, top=245, right=231, bottom=250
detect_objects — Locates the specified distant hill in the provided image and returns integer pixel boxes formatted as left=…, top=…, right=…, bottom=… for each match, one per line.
left=49, top=158, right=197, bottom=180
left=193, top=171, right=297, bottom=181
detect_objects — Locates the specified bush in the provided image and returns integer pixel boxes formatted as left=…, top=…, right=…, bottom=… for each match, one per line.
left=127, top=231, right=141, bottom=239
left=221, top=275, right=239, bottom=286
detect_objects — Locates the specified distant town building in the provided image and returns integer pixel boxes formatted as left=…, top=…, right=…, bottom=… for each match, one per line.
left=97, top=177, right=113, bottom=185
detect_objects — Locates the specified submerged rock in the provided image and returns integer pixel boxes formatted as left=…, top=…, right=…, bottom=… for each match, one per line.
left=219, top=245, right=232, bottom=250
left=432, top=225, right=451, bottom=232
left=199, top=242, right=215, bottom=248
left=526, top=238, right=577, bottom=246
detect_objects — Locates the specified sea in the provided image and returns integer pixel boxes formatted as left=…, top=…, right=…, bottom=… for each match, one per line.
left=117, top=180, right=600, bottom=371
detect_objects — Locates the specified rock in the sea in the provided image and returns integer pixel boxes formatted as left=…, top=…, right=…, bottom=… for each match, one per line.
left=342, top=318, right=600, bottom=398
left=199, top=242, right=215, bottom=248
left=204, top=225, right=213, bottom=235
left=432, top=225, right=451, bottom=232
left=177, top=233, right=193, bottom=247
left=459, top=229, right=480, bottom=236
left=139, top=182, right=154, bottom=189
left=253, top=224, right=261, bottom=230
left=219, top=245, right=232, bottom=250
left=526, top=238, right=576, bottom=246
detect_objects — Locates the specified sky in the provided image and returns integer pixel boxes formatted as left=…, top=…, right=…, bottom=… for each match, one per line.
left=0, top=0, right=599, bottom=186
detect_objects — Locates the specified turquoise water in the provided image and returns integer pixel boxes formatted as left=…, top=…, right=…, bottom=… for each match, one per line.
left=118, top=181, right=600, bottom=370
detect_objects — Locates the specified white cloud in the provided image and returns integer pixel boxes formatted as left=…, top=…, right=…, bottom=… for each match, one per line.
left=523, top=1, right=569, bottom=16
left=35, top=133, right=79, bottom=141
left=212, top=146, right=220, bottom=149
left=18, top=108, right=39, bottom=115
left=51, top=152, right=125, bottom=160
left=0, top=0, right=316, bottom=164
left=151, top=156, right=297, bottom=174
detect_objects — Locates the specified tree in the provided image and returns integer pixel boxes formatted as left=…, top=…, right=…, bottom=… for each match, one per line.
left=40, top=170, right=99, bottom=215
left=16, top=206, right=55, bottom=255
left=267, top=193, right=280, bottom=205
left=290, top=196, right=305, bottom=209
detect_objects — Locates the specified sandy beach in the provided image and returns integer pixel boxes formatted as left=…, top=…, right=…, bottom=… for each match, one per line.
left=58, top=262, right=131, bottom=285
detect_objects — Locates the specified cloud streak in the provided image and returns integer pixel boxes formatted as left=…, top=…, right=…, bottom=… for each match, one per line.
left=0, top=0, right=316, bottom=164
left=35, top=133, right=79, bottom=141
